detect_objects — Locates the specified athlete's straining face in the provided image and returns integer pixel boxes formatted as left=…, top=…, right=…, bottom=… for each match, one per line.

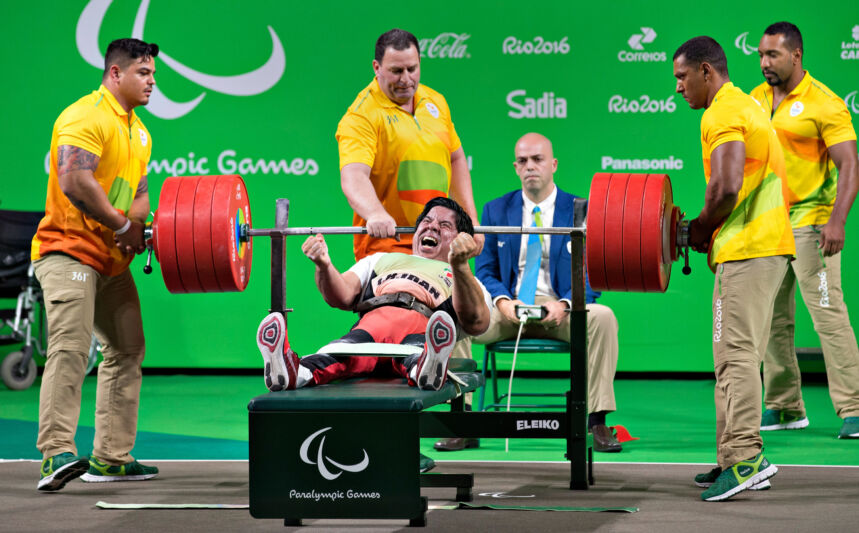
left=758, top=33, right=800, bottom=87
left=413, top=206, right=459, bottom=261
left=373, top=45, right=420, bottom=105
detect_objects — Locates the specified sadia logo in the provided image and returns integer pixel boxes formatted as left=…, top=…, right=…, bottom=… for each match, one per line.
left=842, top=26, right=859, bottom=60
left=735, top=31, right=759, bottom=56
left=76, top=0, right=285, bottom=119
left=845, top=91, right=859, bottom=114
left=299, top=427, right=370, bottom=481
left=619, top=27, right=666, bottom=62
left=608, top=94, right=676, bottom=113
left=502, top=36, right=570, bottom=55
left=419, top=33, right=470, bottom=58
left=507, top=90, right=567, bottom=119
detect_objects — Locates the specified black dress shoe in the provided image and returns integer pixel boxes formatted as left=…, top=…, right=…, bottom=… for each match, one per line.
left=590, top=425, right=622, bottom=453
left=433, top=437, right=480, bottom=451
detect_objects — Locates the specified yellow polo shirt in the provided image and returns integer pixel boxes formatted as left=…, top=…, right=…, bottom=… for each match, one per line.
left=700, top=82, right=795, bottom=268
left=32, top=85, right=152, bottom=276
left=750, top=72, right=857, bottom=227
left=336, top=79, right=461, bottom=259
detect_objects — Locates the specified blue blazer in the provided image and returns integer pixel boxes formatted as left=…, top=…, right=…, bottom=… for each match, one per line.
left=475, top=187, right=600, bottom=304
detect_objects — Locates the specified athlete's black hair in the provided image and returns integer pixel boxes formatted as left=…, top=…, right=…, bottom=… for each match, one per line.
left=414, top=197, right=474, bottom=235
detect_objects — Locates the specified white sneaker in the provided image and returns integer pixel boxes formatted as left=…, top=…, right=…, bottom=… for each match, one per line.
left=257, top=312, right=299, bottom=391
left=415, top=311, right=455, bottom=391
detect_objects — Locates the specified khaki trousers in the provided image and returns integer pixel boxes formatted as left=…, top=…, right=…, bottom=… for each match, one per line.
left=763, top=225, right=859, bottom=418
left=712, top=256, right=789, bottom=469
left=456, top=296, right=618, bottom=413
left=35, top=253, right=146, bottom=464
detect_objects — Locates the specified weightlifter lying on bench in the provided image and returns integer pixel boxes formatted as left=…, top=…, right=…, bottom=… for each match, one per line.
left=256, top=197, right=491, bottom=392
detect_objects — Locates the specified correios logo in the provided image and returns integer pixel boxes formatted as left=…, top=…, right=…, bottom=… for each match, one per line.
left=608, top=94, right=676, bottom=113
left=507, top=90, right=567, bottom=119
left=845, top=91, right=859, bottom=114
left=619, top=27, right=666, bottom=62
left=502, top=36, right=570, bottom=55
left=735, top=32, right=759, bottom=56
left=299, top=427, right=369, bottom=481
left=841, top=26, right=859, bottom=60
left=76, top=0, right=285, bottom=119
left=418, top=33, right=470, bottom=58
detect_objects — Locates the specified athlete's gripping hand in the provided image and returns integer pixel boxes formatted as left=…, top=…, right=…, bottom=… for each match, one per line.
left=302, top=234, right=331, bottom=267
left=448, top=232, right=479, bottom=267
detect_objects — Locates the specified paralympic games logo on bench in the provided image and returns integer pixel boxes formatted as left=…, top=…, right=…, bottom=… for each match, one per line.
left=300, top=427, right=370, bottom=480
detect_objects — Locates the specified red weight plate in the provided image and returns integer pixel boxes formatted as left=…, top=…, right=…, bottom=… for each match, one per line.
left=603, top=173, right=631, bottom=291
left=174, top=176, right=203, bottom=293
left=621, top=175, right=647, bottom=292
left=192, top=176, right=221, bottom=292
left=640, top=174, right=672, bottom=292
left=154, top=176, right=185, bottom=293
left=211, top=175, right=252, bottom=292
left=669, top=206, right=680, bottom=263
left=586, top=173, right=611, bottom=292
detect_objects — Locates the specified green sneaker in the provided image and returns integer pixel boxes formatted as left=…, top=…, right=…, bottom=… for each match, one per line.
left=694, top=465, right=770, bottom=490
left=700, top=453, right=777, bottom=501
left=838, top=417, right=859, bottom=439
left=760, top=409, right=809, bottom=431
left=419, top=453, right=435, bottom=473
left=37, top=452, right=90, bottom=491
left=80, top=456, right=159, bottom=482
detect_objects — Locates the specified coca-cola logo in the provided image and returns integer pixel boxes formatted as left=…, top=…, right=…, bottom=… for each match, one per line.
left=418, top=33, right=471, bottom=59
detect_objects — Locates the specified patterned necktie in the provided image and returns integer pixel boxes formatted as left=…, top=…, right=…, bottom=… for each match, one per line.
left=518, top=206, right=543, bottom=305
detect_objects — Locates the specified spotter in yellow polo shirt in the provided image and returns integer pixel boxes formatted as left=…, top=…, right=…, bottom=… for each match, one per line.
left=750, top=71, right=857, bottom=227
left=700, top=82, right=795, bottom=268
left=336, top=79, right=461, bottom=259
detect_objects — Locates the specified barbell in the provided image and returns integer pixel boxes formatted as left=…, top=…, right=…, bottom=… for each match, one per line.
left=143, top=173, right=690, bottom=294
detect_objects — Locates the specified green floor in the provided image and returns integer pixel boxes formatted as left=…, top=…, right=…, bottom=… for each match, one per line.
left=1, top=376, right=856, bottom=466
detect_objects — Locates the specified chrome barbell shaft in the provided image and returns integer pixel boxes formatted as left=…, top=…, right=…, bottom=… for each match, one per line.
left=246, top=225, right=586, bottom=238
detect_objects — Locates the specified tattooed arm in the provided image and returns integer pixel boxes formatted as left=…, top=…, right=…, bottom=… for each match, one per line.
left=127, top=176, right=150, bottom=224
left=57, top=145, right=145, bottom=254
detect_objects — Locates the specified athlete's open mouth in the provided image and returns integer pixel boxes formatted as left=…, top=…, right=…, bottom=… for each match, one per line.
left=421, top=235, right=439, bottom=247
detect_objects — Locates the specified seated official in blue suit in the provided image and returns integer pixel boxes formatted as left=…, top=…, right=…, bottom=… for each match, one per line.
left=435, top=132, right=621, bottom=453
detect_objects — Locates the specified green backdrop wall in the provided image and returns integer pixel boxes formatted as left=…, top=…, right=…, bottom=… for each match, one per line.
left=2, top=0, right=857, bottom=371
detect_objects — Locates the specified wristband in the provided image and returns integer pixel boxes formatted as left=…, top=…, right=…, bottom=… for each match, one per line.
left=114, top=218, right=132, bottom=235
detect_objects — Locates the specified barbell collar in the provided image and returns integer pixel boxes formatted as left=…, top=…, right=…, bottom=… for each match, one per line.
left=245, top=225, right=586, bottom=238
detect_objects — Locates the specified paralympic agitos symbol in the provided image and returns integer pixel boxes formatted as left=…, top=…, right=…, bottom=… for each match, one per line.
left=300, top=427, right=370, bottom=481
left=76, top=0, right=285, bottom=119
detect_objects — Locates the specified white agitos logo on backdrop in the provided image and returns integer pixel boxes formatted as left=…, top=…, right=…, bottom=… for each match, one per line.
left=76, top=0, right=285, bottom=119
left=845, top=91, right=859, bottom=114
left=734, top=32, right=759, bottom=55
left=300, top=427, right=370, bottom=481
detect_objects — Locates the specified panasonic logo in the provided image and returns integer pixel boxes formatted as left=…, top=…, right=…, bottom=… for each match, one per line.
left=516, top=419, right=560, bottom=430
left=601, top=156, right=683, bottom=171
left=507, top=90, right=567, bottom=119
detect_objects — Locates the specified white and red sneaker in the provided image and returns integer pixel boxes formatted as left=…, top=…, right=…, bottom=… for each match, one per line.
left=416, top=311, right=456, bottom=391
left=257, top=312, right=299, bottom=391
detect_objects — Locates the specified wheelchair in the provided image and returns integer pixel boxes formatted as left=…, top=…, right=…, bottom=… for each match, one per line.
left=0, top=209, right=101, bottom=390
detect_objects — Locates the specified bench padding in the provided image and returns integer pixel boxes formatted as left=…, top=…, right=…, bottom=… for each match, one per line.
left=248, top=372, right=483, bottom=412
